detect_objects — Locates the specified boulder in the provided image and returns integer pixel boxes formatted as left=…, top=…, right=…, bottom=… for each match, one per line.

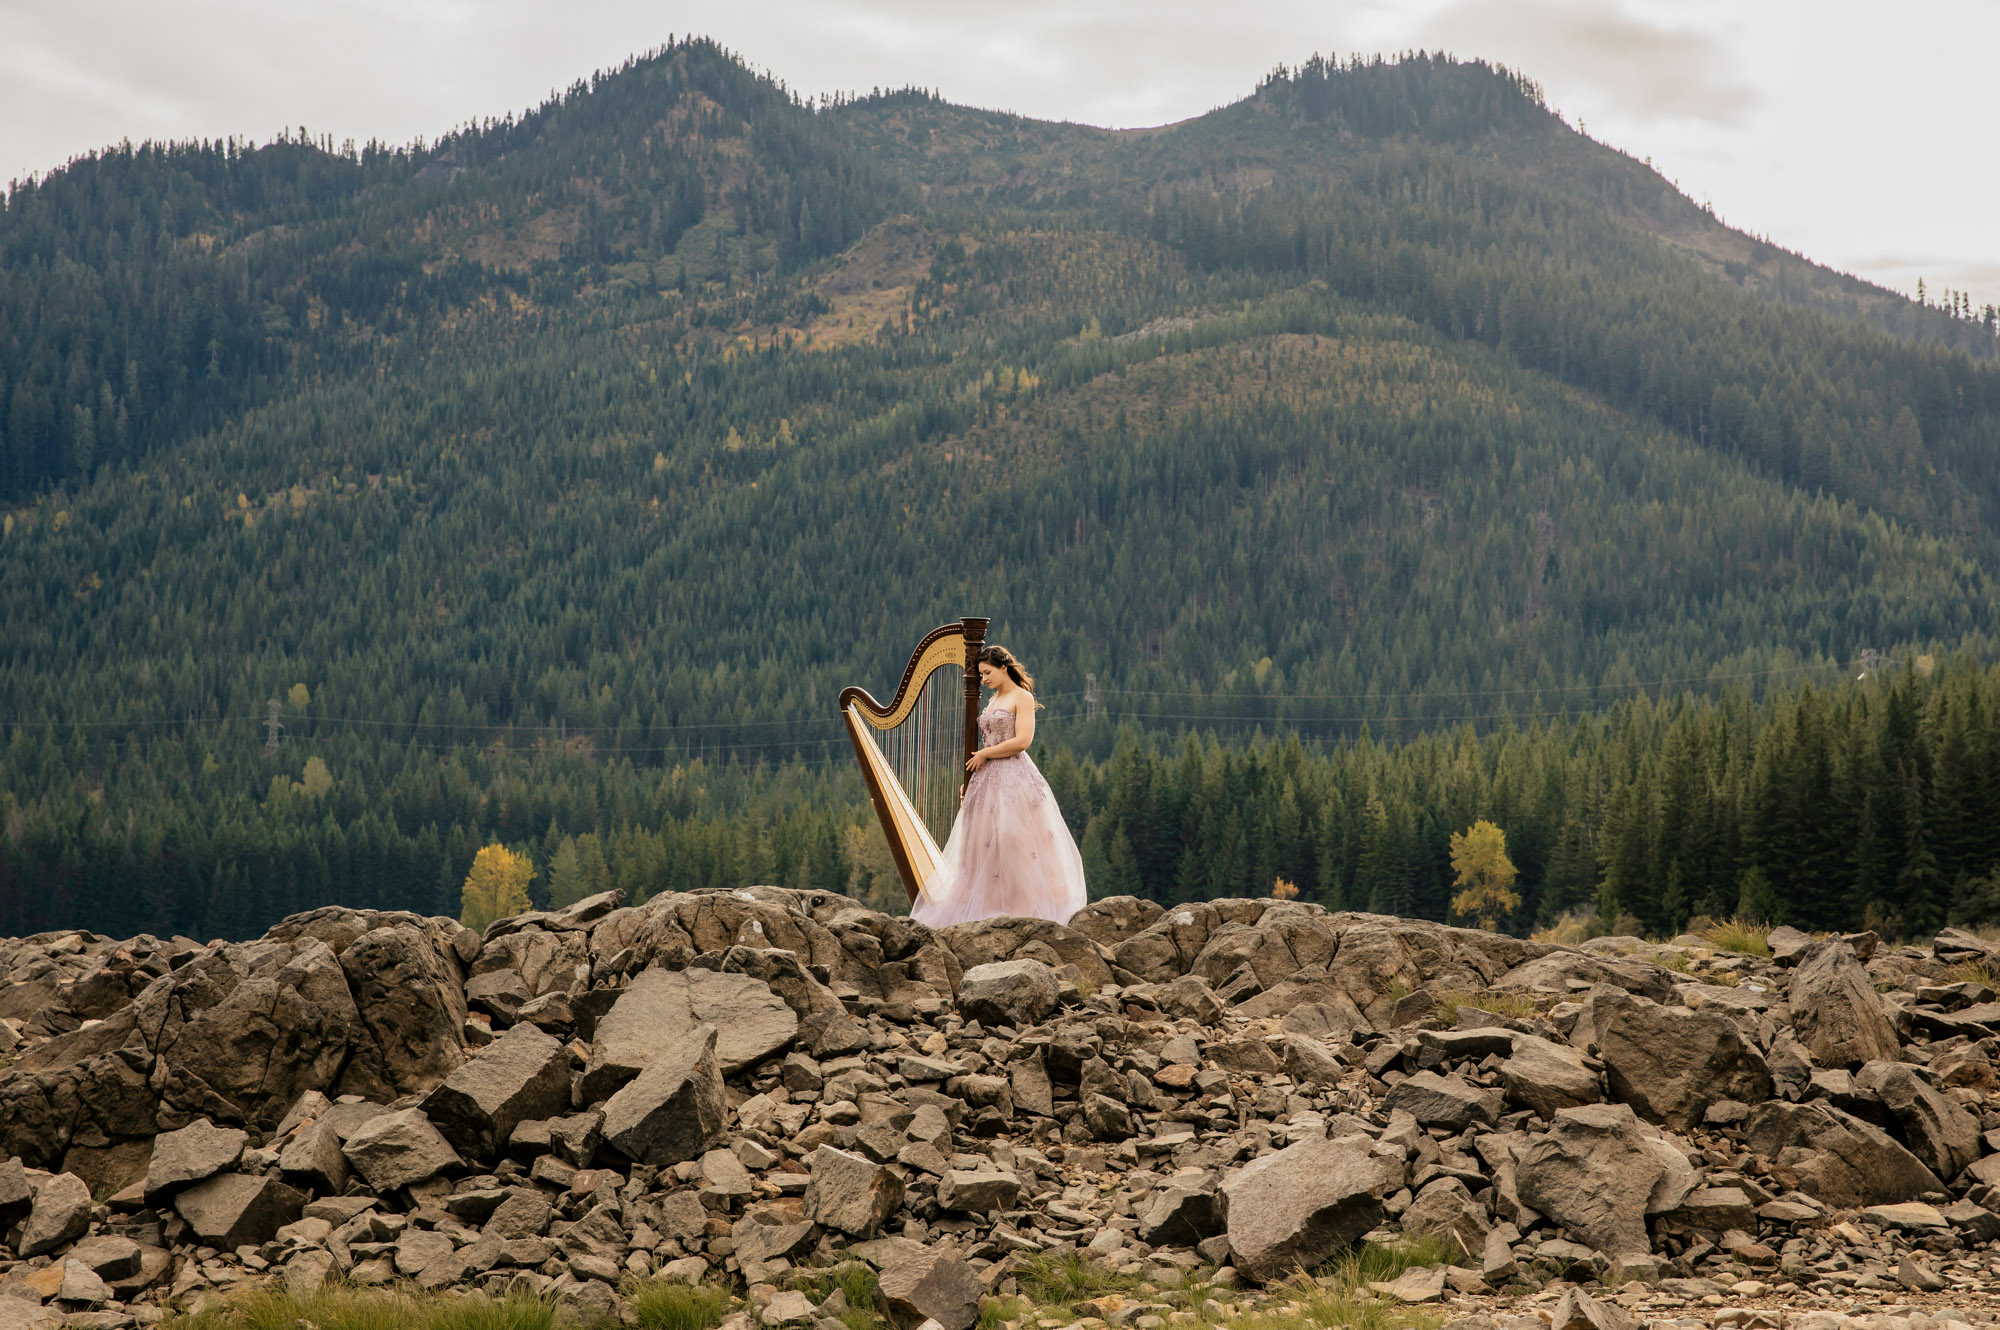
left=277, top=1118, right=349, bottom=1193
left=803, top=1145, right=905, bottom=1236
left=18, top=1171, right=92, bottom=1257
left=1588, top=991, right=1772, bottom=1130
left=933, top=916, right=1113, bottom=988
left=1064, top=896, right=1166, bottom=948
left=1400, top=1176, right=1492, bottom=1258
left=875, top=1248, right=985, bottom=1330
left=600, top=1024, right=728, bottom=1165
left=579, top=968, right=795, bottom=1100
left=1741, top=1101, right=1943, bottom=1206
left=937, top=1169, right=1021, bottom=1213
left=956, top=959, right=1061, bottom=1028
left=1221, top=1134, right=1403, bottom=1282
left=1515, top=1103, right=1673, bottom=1258
left=1380, top=1071, right=1501, bottom=1131
left=341, top=1107, right=463, bottom=1190
left=173, top=1172, right=307, bottom=1248
left=1789, top=940, right=1901, bottom=1068
left=336, top=924, right=470, bottom=1101
left=1766, top=925, right=1815, bottom=966
left=420, top=1021, right=572, bottom=1159
left=1852, top=1059, right=1981, bottom=1180
left=143, top=1117, right=248, bottom=1201
left=1499, top=1035, right=1601, bottom=1119
left=1137, top=1173, right=1224, bottom=1246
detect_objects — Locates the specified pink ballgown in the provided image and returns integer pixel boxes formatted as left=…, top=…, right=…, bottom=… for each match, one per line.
left=909, top=704, right=1088, bottom=927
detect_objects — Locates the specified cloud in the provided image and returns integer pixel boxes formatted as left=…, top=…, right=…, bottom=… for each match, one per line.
left=1416, top=0, right=1758, bottom=125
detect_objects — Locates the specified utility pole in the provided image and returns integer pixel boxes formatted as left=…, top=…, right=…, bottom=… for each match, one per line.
left=1085, top=673, right=1103, bottom=720
left=263, top=697, right=284, bottom=757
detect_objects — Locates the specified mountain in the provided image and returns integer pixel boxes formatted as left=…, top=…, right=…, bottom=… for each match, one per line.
left=2, top=40, right=1998, bottom=940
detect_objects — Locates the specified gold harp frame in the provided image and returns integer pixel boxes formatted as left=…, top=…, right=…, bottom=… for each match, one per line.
left=838, top=616, right=988, bottom=902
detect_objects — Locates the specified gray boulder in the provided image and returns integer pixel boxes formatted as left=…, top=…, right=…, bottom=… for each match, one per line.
left=1222, top=1134, right=1403, bottom=1282
left=18, top=1171, right=92, bottom=1257
left=1499, top=1035, right=1601, bottom=1119
left=956, top=959, right=1061, bottom=1028
left=1137, top=1173, right=1224, bottom=1246
left=144, top=1118, right=248, bottom=1201
left=341, top=1107, right=462, bottom=1190
left=1742, top=1100, right=1943, bottom=1206
left=802, top=1145, right=903, bottom=1236
left=876, top=1248, right=986, bottom=1330
left=420, top=1021, right=571, bottom=1159
left=1589, top=990, right=1772, bottom=1129
left=1789, top=940, right=1901, bottom=1068
left=1853, top=1060, right=1981, bottom=1180
left=600, top=1023, right=728, bottom=1165
left=173, top=1172, right=306, bottom=1248
left=1380, top=1071, right=1501, bottom=1131
left=579, top=967, right=795, bottom=1100
left=277, top=1118, right=349, bottom=1193
left=1515, top=1103, right=1679, bottom=1258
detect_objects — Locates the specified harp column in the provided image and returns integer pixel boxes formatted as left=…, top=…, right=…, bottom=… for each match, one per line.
left=961, top=616, right=989, bottom=777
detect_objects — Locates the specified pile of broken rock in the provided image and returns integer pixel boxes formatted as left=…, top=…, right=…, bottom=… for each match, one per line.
left=1, top=890, right=2000, bottom=1330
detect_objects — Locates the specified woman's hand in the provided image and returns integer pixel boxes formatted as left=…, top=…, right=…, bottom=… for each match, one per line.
left=965, top=750, right=988, bottom=775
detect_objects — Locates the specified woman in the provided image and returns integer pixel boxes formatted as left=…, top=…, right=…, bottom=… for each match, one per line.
left=910, top=644, right=1088, bottom=927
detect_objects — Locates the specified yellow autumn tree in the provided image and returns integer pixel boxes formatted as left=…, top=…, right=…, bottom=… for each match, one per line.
left=460, top=844, right=533, bottom=933
left=1449, top=819, right=1520, bottom=931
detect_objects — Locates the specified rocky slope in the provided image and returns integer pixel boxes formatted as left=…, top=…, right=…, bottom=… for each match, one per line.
left=1, top=890, right=2000, bottom=1330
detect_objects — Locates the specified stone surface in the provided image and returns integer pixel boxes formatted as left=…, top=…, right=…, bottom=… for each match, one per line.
left=1588, top=990, right=1773, bottom=1130
left=173, top=1172, right=307, bottom=1248
left=955, top=959, right=1061, bottom=1028
left=580, top=967, right=795, bottom=1099
left=1221, top=1134, right=1402, bottom=1282
left=419, top=1020, right=572, bottom=1159
left=1852, top=1057, right=1981, bottom=1179
left=1498, top=1033, right=1601, bottom=1119
left=1741, top=1100, right=1943, bottom=1205
left=803, top=1145, right=905, bottom=1236
left=144, top=1117, right=249, bottom=1200
left=18, top=1171, right=92, bottom=1257
left=875, top=1248, right=985, bottom=1330
left=1515, top=1103, right=1672, bottom=1258
left=341, top=1107, right=463, bottom=1190
left=600, top=1023, right=728, bottom=1165
left=1380, top=1070, right=1501, bottom=1130
left=1789, top=939, right=1902, bottom=1067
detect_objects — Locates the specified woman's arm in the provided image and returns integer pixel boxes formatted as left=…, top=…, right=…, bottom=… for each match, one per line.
left=966, top=695, right=1037, bottom=771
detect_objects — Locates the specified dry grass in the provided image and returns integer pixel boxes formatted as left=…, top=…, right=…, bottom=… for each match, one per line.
left=1530, top=912, right=1596, bottom=947
left=167, top=1284, right=560, bottom=1330
left=626, top=1279, right=731, bottom=1330
left=1699, top=918, right=1773, bottom=958
left=1945, top=959, right=1996, bottom=988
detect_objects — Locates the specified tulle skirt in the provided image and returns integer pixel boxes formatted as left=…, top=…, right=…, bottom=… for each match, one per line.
left=910, top=753, right=1087, bottom=928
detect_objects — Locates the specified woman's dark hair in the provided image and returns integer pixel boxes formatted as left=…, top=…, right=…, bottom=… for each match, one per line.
left=979, top=644, right=1037, bottom=694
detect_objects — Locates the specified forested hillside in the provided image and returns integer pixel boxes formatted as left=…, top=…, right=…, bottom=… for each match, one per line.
left=3, top=40, right=1999, bottom=941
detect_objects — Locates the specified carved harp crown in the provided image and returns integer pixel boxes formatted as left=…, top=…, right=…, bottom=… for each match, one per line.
left=839, top=617, right=988, bottom=902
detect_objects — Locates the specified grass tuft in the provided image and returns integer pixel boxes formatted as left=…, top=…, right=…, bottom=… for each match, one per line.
left=1529, top=912, right=1595, bottom=947
left=1012, top=1249, right=1146, bottom=1316
left=168, top=1284, right=560, bottom=1330
left=1699, top=918, right=1772, bottom=958
left=1215, top=1239, right=1450, bottom=1330
left=1945, top=959, right=1996, bottom=988
left=627, top=1278, right=732, bottom=1330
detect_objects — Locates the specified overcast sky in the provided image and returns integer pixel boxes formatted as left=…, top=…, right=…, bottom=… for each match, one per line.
left=4, top=0, right=1994, bottom=308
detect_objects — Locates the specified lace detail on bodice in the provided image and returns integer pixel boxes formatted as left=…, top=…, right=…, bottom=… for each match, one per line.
left=978, top=706, right=1017, bottom=746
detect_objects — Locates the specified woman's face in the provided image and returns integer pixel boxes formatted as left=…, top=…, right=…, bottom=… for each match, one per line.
left=977, top=662, right=1005, bottom=690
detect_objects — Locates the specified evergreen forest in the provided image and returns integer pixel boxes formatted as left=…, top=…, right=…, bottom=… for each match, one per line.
left=4, top=41, right=1999, bottom=942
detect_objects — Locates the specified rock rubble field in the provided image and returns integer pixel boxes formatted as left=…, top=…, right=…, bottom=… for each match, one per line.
left=2, top=889, right=2000, bottom=1330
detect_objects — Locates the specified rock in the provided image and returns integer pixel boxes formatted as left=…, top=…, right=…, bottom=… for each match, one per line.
left=173, top=1172, right=307, bottom=1248
left=66, top=1235, right=142, bottom=1281
left=1587, top=990, right=1771, bottom=1130
left=1514, top=1103, right=1670, bottom=1258
left=1480, top=1228, right=1518, bottom=1285
left=1852, top=1058, right=1981, bottom=1179
left=465, top=968, right=530, bottom=1023
left=420, top=1021, right=572, bottom=1159
left=1221, top=1134, right=1402, bottom=1282
left=0, top=1157, right=33, bottom=1229
left=277, top=1118, right=349, bottom=1193
left=1897, top=1252, right=1949, bottom=1293
left=732, top=1216, right=814, bottom=1266
left=1669, top=1185, right=1757, bottom=1232
left=18, top=1171, right=92, bottom=1257
left=1789, top=940, right=1901, bottom=1067
left=484, top=1191, right=553, bottom=1239
left=1498, top=1035, right=1601, bottom=1119
left=57, top=1261, right=111, bottom=1304
left=1400, top=1176, right=1491, bottom=1259
left=1380, top=1071, right=1501, bottom=1131
left=955, top=960, right=1060, bottom=1028
left=1064, top=896, right=1166, bottom=948
left=1283, top=1034, right=1346, bottom=1088
left=1369, top=1266, right=1446, bottom=1303
left=1766, top=925, right=1814, bottom=966
left=1137, top=1173, right=1224, bottom=1246
left=803, top=1145, right=905, bottom=1236
left=580, top=968, right=795, bottom=1100
left=1549, top=1286, right=1636, bottom=1330
left=1864, top=1201, right=1948, bottom=1229
left=600, top=1023, right=728, bottom=1165
left=875, top=1248, right=985, bottom=1330
left=144, top=1117, right=248, bottom=1200
left=1157, top=975, right=1227, bottom=1025
left=936, top=1169, right=1020, bottom=1213
left=336, top=923, right=471, bottom=1101
left=1741, top=1101, right=1943, bottom=1205
left=341, top=1107, right=463, bottom=1190
left=933, top=916, right=1113, bottom=988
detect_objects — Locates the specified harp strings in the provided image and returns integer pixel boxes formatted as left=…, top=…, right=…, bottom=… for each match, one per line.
left=880, top=663, right=963, bottom=849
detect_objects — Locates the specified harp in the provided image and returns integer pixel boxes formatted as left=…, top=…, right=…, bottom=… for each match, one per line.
left=839, top=617, right=989, bottom=902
